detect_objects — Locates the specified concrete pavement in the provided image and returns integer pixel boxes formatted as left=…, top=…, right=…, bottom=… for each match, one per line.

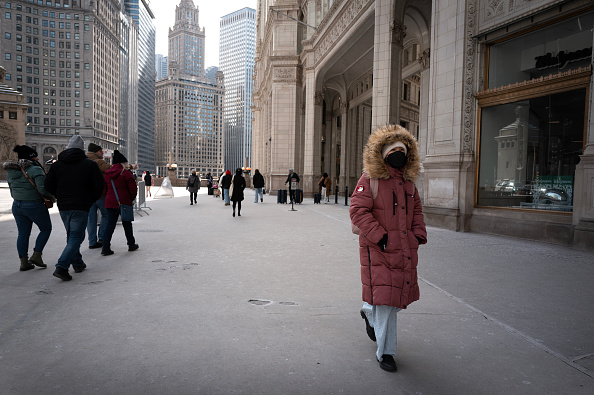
left=0, top=184, right=593, bottom=394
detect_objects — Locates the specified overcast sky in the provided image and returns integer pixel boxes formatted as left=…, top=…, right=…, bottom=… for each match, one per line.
left=151, top=0, right=257, bottom=68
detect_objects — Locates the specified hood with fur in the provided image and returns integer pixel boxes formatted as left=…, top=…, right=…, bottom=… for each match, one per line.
left=3, top=158, right=37, bottom=171
left=363, top=124, right=421, bottom=182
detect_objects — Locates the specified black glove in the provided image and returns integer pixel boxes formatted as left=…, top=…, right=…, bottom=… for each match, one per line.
left=377, top=234, right=388, bottom=251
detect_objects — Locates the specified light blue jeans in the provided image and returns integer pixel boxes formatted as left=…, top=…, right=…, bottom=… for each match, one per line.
left=254, top=187, right=263, bottom=202
left=87, top=195, right=107, bottom=246
left=57, top=210, right=88, bottom=270
left=361, top=302, right=402, bottom=361
left=223, top=188, right=230, bottom=204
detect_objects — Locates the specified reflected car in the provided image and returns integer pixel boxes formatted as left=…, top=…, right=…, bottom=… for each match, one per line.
left=495, top=180, right=519, bottom=192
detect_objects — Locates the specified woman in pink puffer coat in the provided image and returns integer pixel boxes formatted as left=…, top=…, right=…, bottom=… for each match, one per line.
left=349, top=124, right=427, bottom=372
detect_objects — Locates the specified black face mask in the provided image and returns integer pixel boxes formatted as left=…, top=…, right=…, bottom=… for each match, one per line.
left=386, top=151, right=407, bottom=169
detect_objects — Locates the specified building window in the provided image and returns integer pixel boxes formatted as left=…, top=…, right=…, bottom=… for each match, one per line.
left=476, top=12, right=593, bottom=213
left=9, top=112, right=18, bottom=119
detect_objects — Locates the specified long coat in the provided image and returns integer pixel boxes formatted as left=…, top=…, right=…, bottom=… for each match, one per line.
left=231, top=174, right=246, bottom=202
left=349, top=125, right=427, bottom=309
left=318, top=176, right=332, bottom=195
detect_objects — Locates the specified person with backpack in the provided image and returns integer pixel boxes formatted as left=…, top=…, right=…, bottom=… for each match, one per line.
left=186, top=170, right=200, bottom=205
left=349, top=124, right=427, bottom=372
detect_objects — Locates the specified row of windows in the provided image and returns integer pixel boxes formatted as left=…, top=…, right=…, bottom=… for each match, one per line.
left=5, top=1, right=79, bottom=10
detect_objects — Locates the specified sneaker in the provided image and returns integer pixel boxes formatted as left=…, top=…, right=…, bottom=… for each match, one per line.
left=89, top=242, right=103, bottom=249
left=101, top=249, right=114, bottom=256
left=128, top=244, right=139, bottom=252
left=73, top=262, right=87, bottom=273
left=261, top=198, right=263, bottom=202
left=53, top=266, right=72, bottom=281
left=378, top=355, right=397, bottom=372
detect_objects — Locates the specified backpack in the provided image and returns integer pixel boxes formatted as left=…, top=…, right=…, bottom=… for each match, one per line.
left=351, top=178, right=379, bottom=235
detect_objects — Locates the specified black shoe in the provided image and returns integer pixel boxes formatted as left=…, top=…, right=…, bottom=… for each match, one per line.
left=101, top=249, right=114, bottom=256
left=194, top=200, right=197, bottom=204
left=89, top=242, right=103, bottom=249
left=73, top=262, right=87, bottom=273
left=378, top=355, right=397, bottom=372
left=128, top=244, right=139, bottom=252
left=261, top=198, right=263, bottom=202
left=190, top=202, right=193, bottom=205
left=233, top=211, right=235, bottom=217
left=360, top=310, right=376, bottom=342
left=53, top=267, right=72, bottom=281
left=238, top=213, right=241, bottom=217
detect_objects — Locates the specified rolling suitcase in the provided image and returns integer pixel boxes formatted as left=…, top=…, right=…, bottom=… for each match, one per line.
left=277, top=189, right=287, bottom=204
left=314, top=193, right=321, bottom=204
left=295, top=189, right=303, bottom=204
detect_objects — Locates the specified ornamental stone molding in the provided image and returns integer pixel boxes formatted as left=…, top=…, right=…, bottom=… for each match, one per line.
left=274, top=67, right=296, bottom=79
left=391, top=20, right=407, bottom=46
left=314, top=91, right=324, bottom=106
left=314, top=0, right=374, bottom=63
left=486, top=0, right=505, bottom=18
left=418, top=49, right=430, bottom=70
left=340, top=101, right=349, bottom=112
left=463, top=0, right=477, bottom=154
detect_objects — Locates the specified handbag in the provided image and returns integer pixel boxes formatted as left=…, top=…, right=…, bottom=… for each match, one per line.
left=111, top=179, right=134, bottom=221
left=20, top=167, right=54, bottom=208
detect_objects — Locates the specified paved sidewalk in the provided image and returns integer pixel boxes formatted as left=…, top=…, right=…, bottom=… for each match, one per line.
left=0, top=186, right=593, bottom=394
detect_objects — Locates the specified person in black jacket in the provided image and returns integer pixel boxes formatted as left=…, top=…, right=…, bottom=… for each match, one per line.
left=186, top=170, right=200, bottom=205
left=221, top=170, right=232, bottom=206
left=231, top=168, right=246, bottom=217
left=285, top=169, right=300, bottom=203
left=252, top=169, right=265, bottom=203
left=45, top=135, right=104, bottom=281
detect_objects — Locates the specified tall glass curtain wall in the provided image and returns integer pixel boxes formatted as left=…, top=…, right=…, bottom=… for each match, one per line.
left=477, top=12, right=592, bottom=212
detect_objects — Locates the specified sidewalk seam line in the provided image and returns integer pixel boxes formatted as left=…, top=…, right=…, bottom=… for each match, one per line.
left=419, top=276, right=594, bottom=380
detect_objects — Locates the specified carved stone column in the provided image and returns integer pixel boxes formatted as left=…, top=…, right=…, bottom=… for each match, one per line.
left=339, top=101, right=349, bottom=191
left=388, top=19, right=406, bottom=125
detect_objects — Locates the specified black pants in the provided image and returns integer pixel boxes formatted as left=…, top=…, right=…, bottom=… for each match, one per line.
left=289, top=189, right=295, bottom=203
left=190, top=191, right=197, bottom=202
left=232, top=201, right=241, bottom=214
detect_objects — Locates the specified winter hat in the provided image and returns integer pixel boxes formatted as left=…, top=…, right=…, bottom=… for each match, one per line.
left=88, top=142, right=102, bottom=153
left=112, top=150, right=128, bottom=164
left=13, top=145, right=38, bottom=160
left=66, top=135, right=85, bottom=150
left=381, top=141, right=407, bottom=159
left=225, top=170, right=231, bottom=175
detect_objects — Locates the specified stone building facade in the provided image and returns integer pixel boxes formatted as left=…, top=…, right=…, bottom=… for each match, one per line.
left=252, top=0, right=594, bottom=250
left=0, top=66, right=27, bottom=180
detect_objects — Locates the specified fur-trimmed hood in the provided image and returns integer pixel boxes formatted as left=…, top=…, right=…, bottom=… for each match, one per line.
left=363, top=124, right=421, bottom=182
left=2, top=159, right=37, bottom=171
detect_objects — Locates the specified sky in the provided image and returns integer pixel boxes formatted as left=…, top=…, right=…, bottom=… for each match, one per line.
left=150, top=0, right=258, bottom=68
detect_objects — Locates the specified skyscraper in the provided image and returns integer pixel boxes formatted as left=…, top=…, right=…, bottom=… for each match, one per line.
left=124, top=0, right=155, bottom=173
left=155, top=53, right=167, bottom=81
left=219, top=8, right=256, bottom=172
left=154, top=0, right=224, bottom=178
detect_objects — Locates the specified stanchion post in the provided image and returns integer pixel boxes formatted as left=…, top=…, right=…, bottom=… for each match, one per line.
left=335, top=185, right=339, bottom=204
left=345, top=186, right=348, bottom=206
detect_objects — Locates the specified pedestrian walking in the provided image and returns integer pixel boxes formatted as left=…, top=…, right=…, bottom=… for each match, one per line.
left=86, top=142, right=111, bottom=249
left=221, top=170, right=232, bottom=206
left=186, top=170, right=200, bottom=205
left=144, top=171, right=152, bottom=197
left=253, top=169, right=265, bottom=203
left=231, top=168, right=246, bottom=217
left=45, top=135, right=104, bottom=281
left=101, top=150, right=139, bottom=256
left=349, top=124, right=427, bottom=372
left=206, top=172, right=214, bottom=195
left=318, top=172, right=332, bottom=203
left=285, top=169, right=300, bottom=203
left=3, top=145, right=53, bottom=271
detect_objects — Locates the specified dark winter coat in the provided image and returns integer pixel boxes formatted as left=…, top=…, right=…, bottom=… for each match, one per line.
left=253, top=172, right=265, bottom=188
left=45, top=148, right=104, bottom=212
left=3, top=159, right=51, bottom=201
left=104, top=163, right=138, bottom=209
left=144, top=173, right=152, bottom=186
left=285, top=172, right=300, bottom=190
left=221, top=173, right=232, bottom=189
left=231, top=174, right=246, bottom=202
left=349, top=125, right=427, bottom=309
left=187, top=174, right=200, bottom=193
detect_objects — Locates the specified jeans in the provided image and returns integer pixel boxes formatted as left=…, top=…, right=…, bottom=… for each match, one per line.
left=254, top=187, right=263, bottom=202
left=102, top=208, right=135, bottom=252
left=223, top=188, right=230, bottom=204
left=361, top=302, right=402, bottom=361
left=12, top=200, right=52, bottom=258
left=57, top=210, right=88, bottom=270
left=87, top=196, right=107, bottom=246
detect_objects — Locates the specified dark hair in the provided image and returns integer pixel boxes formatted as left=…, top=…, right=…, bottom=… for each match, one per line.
left=323, top=172, right=328, bottom=178
left=235, top=168, right=242, bottom=176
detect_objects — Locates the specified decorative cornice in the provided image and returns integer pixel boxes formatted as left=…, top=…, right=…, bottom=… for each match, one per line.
left=313, top=0, right=373, bottom=63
